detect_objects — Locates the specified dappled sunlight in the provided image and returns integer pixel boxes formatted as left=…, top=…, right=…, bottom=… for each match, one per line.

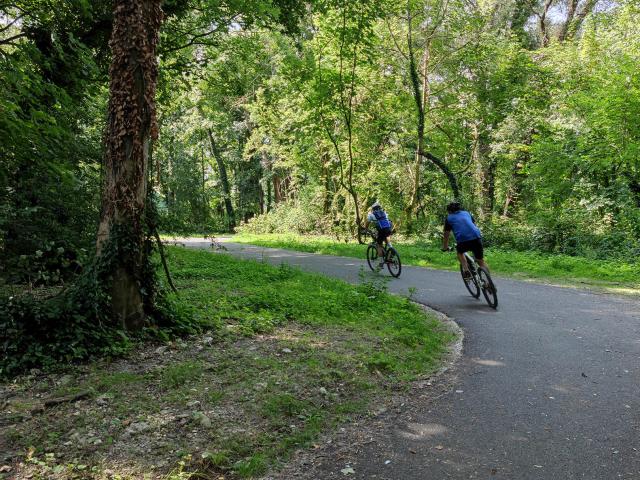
left=258, top=327, right=333, bottom=350
left=472, top=358, right=506, bottom=367
left=399, top=422, right=448, bottom=441
left=550, top=384, right=571, bottom=394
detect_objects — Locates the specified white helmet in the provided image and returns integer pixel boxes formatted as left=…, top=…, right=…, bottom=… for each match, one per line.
left=371, top=201, right=381, bottom=210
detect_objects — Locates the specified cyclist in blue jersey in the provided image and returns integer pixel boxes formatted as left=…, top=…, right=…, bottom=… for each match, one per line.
left=365, top=201, right=393, bottom=267
left=442, top=201, right=489, bottom=277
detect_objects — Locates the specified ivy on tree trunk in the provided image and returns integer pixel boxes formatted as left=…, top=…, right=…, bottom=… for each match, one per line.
left=96, top=0, right=163, bottom=330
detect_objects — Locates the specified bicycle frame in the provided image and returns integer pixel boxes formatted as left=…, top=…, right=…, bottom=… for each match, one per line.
left=363, top=228, right=402, bottom=277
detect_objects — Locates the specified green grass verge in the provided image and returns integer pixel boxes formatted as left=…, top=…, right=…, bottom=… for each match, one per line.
left=232, top=233, right=639, bottom=291
left=2, top=247, right=453, bottom=479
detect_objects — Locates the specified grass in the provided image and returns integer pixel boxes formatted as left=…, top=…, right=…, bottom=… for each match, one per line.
left=231, top=232, right=639, bottom=291
left=1, top=247, right=453, bottom=479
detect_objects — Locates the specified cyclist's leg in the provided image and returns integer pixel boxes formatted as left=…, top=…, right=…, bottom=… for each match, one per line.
left=470, top=239, right=488, bottom=271
left=376, top=228, right=392, bottom=256
left=375, top=229, right=386, bottom=263
left=375, top=233, right=384, bottom=257
left=457, top=252, right=470, bottom=272
left=456, top=241, right=471, bottom=275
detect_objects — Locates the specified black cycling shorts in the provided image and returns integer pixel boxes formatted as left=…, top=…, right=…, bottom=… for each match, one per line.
left=376, top=227, right=392, bottom=244
left=456, top=238, right=484, bottom=260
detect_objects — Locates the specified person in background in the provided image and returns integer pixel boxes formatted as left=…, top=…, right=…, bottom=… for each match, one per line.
left=442, top=201, right=489, bottom=277
left=365, top=201, right=393, bottom=268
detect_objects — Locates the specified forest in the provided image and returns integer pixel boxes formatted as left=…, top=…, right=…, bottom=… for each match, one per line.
left=1, top=0, right=639, bottom=478
left=3, top=0, right=639, bottom=266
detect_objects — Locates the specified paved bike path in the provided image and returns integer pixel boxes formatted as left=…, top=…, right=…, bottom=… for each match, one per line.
left=186, top=240, right=640, bottom=479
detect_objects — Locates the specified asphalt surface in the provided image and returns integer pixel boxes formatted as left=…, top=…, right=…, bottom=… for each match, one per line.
left=185, top=240, right=640, bottom=479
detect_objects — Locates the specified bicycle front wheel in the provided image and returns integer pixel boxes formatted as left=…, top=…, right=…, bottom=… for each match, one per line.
left=461, top=264, right=480, bottom=298
left=386, top=247, right=402, bottom=278
left=478, top=267, right=498, bottom=309
left=366, top=244, right=379, bottom=271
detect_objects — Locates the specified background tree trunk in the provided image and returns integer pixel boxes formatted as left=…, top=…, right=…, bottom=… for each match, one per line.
left=95, top=0, right=163, bottom=331
left=207, top=129, right=236, bottom=231
left=406, top=7, right=460, bottom=206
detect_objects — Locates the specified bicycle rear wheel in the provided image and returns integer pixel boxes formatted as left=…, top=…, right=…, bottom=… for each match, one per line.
left=386, top=247, right=402, bottom=278
left=366, top=244, right=379, bottom=271
left=461, top=264, right=480, bottom=298
left=478, top=267, right=498, bottom=309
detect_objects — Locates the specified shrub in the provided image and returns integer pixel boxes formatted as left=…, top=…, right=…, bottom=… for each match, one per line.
left=238, top=202, right=322, bottom=235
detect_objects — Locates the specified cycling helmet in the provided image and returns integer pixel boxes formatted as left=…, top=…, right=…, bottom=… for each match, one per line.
left=371, top=201, right=382, bottom=210
left=446, top=201, right=461, bottom=213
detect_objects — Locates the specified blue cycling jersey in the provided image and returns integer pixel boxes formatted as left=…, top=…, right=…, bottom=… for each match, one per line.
left=445, top=210, right=481, bottom=242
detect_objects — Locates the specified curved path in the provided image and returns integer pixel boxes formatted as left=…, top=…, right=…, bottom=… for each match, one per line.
left=186, top=240, right=640, bottom=479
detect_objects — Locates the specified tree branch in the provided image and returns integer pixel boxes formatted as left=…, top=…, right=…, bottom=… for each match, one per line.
left=0, top=31, right=26, bottom=45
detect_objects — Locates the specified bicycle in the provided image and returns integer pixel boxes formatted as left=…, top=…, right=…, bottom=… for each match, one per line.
left=361, top=228, right=402, bottom=278
left=446, top=248, right=497, bottom=308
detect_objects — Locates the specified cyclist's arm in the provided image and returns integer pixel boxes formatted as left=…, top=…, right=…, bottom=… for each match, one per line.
left=365, top=212, right=376, bottom=230
left=443, top=217, right=453, bottom=249
left=443, top=227, right=452, bottom=250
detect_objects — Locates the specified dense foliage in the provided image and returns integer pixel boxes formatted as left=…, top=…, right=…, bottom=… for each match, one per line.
left=151, top=0, right=640, bottom=259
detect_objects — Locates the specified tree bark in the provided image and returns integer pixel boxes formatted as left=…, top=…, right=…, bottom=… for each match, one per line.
left=565, top=0, right=598, bottom=41
left=539, top=0, right=553, bottom=47
left=207, top=128, right=235, bottom=231
left=201, top=148, right=208, bottom=226
left=558, top=0, right=579, bottom=41
left=273, top=174, right=282, bottom=203
left=95, top=0, right=163, bottom=331
left=408, top=39, right=431, bottom=221
left=321, top=151, right=332, bottom=215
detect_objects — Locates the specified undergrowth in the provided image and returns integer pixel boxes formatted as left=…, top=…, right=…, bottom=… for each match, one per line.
left=2, top=247, right=453, bottom=479
left=0, top=230, right=196, bottom=378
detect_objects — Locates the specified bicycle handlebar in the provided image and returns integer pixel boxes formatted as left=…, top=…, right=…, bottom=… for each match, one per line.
left=359, top=227, right=376, bottom=238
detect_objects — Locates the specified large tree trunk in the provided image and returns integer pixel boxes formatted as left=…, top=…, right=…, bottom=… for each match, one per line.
left=207, top=129, right=236, bottom=231
left=95, top=0, right=163, bottom=331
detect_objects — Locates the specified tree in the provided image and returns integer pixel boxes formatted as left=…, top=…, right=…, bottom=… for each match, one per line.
left=95, top=0, right=164, bottom=330
left=401, top=0, right=461, bottom=217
